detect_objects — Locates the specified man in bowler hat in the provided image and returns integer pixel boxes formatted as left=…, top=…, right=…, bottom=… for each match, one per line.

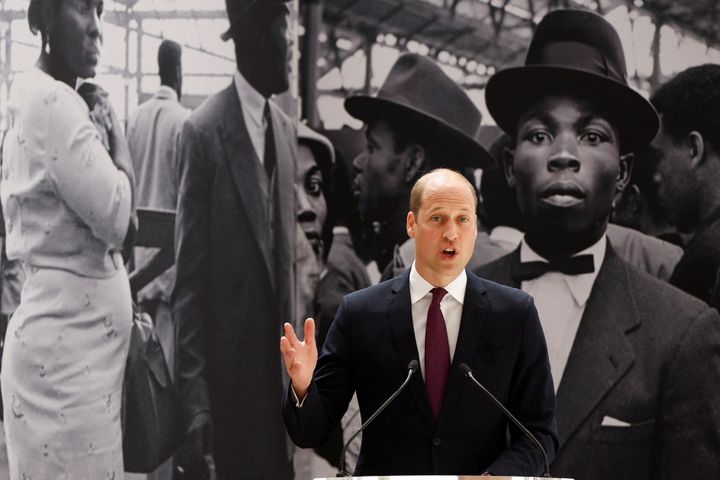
left=477, top=9, right=720, bottom=479
left=172, top=0, right=296, bottom=477
left=347, top=54, right=496, bottom=273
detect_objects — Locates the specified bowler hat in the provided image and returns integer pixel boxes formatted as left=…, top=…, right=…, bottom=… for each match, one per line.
left=345, top=53, right=493, bottom=169
left=221, top=0, right=291, bottom=42
left=485, top=9, right=659, bottom=154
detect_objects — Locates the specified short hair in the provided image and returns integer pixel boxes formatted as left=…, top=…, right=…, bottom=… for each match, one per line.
left=158, top=40, right=182, bottom=85
left=28, top=0, right=58, bottom=48
left=651, top=64, right=720, bottom=152
left=410, top=168, right=478, bottom=216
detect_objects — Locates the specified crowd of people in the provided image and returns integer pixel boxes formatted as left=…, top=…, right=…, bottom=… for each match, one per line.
left=0, top=1, right=719, bottom=479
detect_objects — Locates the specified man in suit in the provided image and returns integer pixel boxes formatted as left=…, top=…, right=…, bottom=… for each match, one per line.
left=646, top=65, right=720, bottom=305
left=476, top=10, right=720, bottom=479
left=281, top=169, right=558, bottom=476
left=347, top=53, right=495, bottom=273
left=172, top=0, right=295, bottom=478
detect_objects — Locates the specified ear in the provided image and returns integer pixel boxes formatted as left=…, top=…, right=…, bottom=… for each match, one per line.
left=502, top=146, right=516, bottom=188
left=688, top=131, right=705, bottom=170
left=615, top=152, right=634, bottom=195
left=406, top=211, right=416, bottom=239
left=615, top=184, right=641, bottom=214
left=405, top=144, right=426, bottom=184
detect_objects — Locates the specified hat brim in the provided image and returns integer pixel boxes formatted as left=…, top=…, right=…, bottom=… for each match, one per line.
left=344, top=96, right=493, bottom=170
left=485, top=66, right=659, bottom=154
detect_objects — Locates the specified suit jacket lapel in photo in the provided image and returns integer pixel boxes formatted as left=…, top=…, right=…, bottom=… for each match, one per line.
left=477, top=244, right=638, bottom=444
left=218, top=85, right=276, bottom=293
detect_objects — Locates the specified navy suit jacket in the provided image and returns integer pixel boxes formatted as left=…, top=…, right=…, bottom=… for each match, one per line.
left=476, top=245, right=720, bottom=479
left=283, top=269, right=558, bottom=476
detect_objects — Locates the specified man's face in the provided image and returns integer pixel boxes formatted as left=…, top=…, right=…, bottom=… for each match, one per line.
left=407, top=173, right=477, bottom=287
left=51, top=0, right=104, bottom=79
left=643, top=121, right=698, bottom=232
left=296, top=144, right=328, bottom=256
left=352, top=118, right=411, bottom=221
left=235, top=4, right=290, bottom=96
left=507, top=95, right=629, bottom=244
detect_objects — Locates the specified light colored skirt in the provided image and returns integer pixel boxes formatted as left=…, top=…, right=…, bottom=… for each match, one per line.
left=1, top=265, right=132, bottom=480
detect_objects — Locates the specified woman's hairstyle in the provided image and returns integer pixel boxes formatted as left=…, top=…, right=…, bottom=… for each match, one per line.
left=28, top=0, right=59, bottom=49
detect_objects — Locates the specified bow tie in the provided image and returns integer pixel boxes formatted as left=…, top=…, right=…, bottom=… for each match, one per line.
left=511, top=254, right=595, bottom=282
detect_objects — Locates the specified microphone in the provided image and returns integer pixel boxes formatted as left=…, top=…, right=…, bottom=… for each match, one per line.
left=336, top=359, right=419, bottom=477
left=458, top=363, right=551, bottom=477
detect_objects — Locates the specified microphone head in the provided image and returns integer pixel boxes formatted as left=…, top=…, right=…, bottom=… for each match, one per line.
left=408, top=359, right=420, bottom=372
left=458, top=362, right=472, bottom=375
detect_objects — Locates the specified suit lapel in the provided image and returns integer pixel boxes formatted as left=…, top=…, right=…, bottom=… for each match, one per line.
left=269, top=101, right=296, bottom=320
left=387, top=273, right=435, bottom=426
left=486, top=248, right=521, bottom=288
left=218, top=85, right=274, bottom=288
left=437, top=272, right=489, bottom=427
left=555, top=246, right=638, bottom=443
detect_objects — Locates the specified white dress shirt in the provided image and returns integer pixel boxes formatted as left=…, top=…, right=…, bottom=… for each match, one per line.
left=233, top=69, right=269, bottom=164
left=409, top=262, right=467, bottom=379
left=519, top=236, right=606, bottom=391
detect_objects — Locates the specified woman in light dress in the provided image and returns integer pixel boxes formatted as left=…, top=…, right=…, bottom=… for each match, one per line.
left=0, top=0, right=136, bottom=478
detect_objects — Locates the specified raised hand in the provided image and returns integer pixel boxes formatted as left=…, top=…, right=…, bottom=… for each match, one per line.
left=280, top=318, right=317, bottom=400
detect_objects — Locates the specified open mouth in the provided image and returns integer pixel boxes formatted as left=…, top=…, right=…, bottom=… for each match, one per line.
left=541, top=182, right=585, bottom=207
left=441, top=247, right=458, bottom=258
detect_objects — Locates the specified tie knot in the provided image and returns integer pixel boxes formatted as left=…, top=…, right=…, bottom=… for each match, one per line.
left=263, top=102, right=271, bottom=122
left=430, top=287, right=447, bottom=306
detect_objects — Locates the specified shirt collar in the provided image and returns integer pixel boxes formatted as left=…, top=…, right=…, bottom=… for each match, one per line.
left=519, top=235, right=607, bottom=307
left=409, top=261, right=467, bottom=306
left=489, top=226, right=523, bottom=248
left=233, top=69, right=267, bottom=129
left=154, top=85, right=178, bottom=101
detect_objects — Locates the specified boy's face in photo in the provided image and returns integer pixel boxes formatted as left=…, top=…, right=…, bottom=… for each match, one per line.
left=505, top=95, right=631, bottom=246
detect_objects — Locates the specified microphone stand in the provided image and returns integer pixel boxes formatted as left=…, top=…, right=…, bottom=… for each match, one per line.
left=459, top=363, right=551, bottom=477
left=336, top=360, right=419, bottom=477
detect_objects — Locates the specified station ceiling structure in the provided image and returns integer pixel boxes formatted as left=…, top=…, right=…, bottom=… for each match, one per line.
left=301, top=0, right=720, bottom=124
left=1, top=0, right=718, bottom=128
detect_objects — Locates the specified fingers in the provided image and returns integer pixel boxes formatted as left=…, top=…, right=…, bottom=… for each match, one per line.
left=282, top=322, right=299, bottom=347
left=304, top=318, right=316, bottom=349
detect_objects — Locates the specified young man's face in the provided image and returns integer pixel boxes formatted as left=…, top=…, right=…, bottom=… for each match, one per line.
left=352, top=118, right=411, bottom=221
left=506, top=95, right=630, bottom=247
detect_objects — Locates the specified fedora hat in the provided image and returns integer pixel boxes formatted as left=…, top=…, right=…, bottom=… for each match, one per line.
left=345, top=53, right=493, bottom=169
left=220, top=0, right=291, bottom=42
left=485, top=9, right=659, bottom=154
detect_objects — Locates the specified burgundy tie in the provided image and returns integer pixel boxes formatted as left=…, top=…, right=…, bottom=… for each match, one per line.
left=425, top=287, right=450, bottom=419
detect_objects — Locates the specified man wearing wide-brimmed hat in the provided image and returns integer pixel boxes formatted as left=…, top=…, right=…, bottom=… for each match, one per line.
left=172, top=0, right=296, bottom=478
left=477, top=9, right=720, bottom=479
left=346, top=53, right=494, bottom=272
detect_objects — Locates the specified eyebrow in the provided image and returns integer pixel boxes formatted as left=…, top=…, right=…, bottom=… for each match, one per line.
left=305, top=165, right=321, bottom=177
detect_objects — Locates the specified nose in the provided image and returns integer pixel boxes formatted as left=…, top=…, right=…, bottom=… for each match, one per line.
left=88, top=8, right=102, bottom=40
left=352, top=151, right=366, bottom=172
left=547, top=133, right=580, bottom=172
left=296, top=187, right=316, bottom=222
left=443, top=223, right=459, bottom=242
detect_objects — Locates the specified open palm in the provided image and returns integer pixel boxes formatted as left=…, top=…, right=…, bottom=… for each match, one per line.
left=280, top=318, right=318, bottom=399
